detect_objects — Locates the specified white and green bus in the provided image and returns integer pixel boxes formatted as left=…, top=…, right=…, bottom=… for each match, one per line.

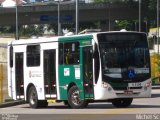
left=8, top=31, right=151, bottom=108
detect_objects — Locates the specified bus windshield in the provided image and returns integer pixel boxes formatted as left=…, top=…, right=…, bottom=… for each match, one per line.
left=97, top=32, right=150, bottom=82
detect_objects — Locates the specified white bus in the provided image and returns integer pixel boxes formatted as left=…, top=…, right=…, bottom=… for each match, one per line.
left=8, top=31, right=151, bottom=108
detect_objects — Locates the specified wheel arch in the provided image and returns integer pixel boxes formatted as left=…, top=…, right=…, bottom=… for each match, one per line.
left=67, top=82, right=77, bottom=92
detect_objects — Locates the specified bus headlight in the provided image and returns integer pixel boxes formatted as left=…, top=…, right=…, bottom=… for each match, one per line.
left=144, top=81, right=152, bottom=90
left=102, top=82, right=108, bottom=88
left=145, top=81, right=152, bottom=87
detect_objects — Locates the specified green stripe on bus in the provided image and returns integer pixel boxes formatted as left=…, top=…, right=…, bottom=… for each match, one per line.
left=58, top=35, right=93, bottom=41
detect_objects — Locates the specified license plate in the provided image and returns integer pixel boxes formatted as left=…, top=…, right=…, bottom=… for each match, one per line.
left=128, top=82, right=141, bottom=87
left=124, top=90, right=133, bottom=95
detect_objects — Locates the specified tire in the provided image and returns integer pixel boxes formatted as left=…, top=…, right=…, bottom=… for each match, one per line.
left=67, top=86, right=88, bottom=109
left=28, top=86, right=40, bottom=108
left=112, top=98, right=133, bottom=108
left=63, top=101, right=71, bottom=108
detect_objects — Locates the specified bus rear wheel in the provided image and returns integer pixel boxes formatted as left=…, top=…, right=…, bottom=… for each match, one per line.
left=28, top=86, right=40, bottom=108
left=67, top=86, right=88, bottom=109
left=111, top=98, right=133, bottom=108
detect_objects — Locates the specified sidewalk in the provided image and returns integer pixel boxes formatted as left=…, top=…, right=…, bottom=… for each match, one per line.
left=0, top=37, right=13, bottom=44
left=0, top=100, right=25, bottom=108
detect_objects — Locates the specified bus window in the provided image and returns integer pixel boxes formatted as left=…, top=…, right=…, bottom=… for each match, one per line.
left=27, top=45, right=40, bottom=67
left=63, top=42, right=80, bottom=65
left=93, top=44, right=100, bottom=84
left=59, top=43, right=64, bottom=64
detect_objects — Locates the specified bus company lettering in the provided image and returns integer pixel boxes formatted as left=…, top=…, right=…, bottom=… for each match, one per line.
left=29, top=71, right=42, bottom=78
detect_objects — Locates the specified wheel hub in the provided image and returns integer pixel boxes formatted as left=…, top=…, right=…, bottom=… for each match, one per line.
left=71, top=90, right=81, bottom=105
left=30, top=91, right=36, bottom=105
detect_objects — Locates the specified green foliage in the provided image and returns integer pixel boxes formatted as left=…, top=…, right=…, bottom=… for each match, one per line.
left=115, top=20, right=135, bottom=31
left=0, top=26, right=14, bottom=33
left=147, top=0, right=157, bottom=27
left=148, top=0, right=157, bottom=11
left=47, top=24, right=58, bottom=35
left=19, top=25, right=44, bottom=37
left=151, top=54, right=160, bottom=85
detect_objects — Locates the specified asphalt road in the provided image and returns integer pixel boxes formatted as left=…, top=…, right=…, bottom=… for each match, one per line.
left=0, top=89, right=159, bottom=120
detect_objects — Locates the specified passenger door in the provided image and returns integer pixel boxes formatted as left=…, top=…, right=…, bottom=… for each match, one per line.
left=43, top=50, right=57, bottom=99
left=82, top=46, right=94, bottom=99
left=15, top=52, right=24, bottom=99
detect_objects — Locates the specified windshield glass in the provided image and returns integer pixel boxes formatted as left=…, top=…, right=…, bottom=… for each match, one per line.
left=97, top=32, right=150, bottom=82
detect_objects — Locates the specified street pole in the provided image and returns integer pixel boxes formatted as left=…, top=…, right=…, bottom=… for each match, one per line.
left=54, top=0, right=74, bottom=36
left=108, top=3, right=110, bottom=31
left=15, top=4, right=19, bottom=40
left=145, top=21, right=148, bottom=33
left=2, top=0, right=19, bottom=39
left=139, top=0, right=141, bottom=32
left=58, top=2, right=60, bottom=36
left=157, top=0, right=159, bottom=54
left=75, top=0, right=79, bottom=34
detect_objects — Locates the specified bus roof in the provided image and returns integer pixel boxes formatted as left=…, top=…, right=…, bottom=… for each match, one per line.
left=8, top=34, right=93, bottom=46
left=59, top=34, right=93, bottom=41
left=8, top=31, right=145, bottom=46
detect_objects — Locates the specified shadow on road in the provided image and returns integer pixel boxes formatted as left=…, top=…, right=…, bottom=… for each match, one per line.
left=130, top=104, right=160, bottom=108
left=85, top=104, right=160, bottom=109
left=21, top=102, right=160, bottom=109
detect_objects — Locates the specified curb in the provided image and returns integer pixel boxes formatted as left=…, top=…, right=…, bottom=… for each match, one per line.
left=0, top=100, right=25, bottom=108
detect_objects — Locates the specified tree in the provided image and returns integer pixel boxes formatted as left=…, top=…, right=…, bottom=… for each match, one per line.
left=19, top=24, right=44, bottom=37
left=93, top=0, right=157, bottom=31
left=115, top=20, right=135, bottom=31
left=147, top=0, right=157, bottom=28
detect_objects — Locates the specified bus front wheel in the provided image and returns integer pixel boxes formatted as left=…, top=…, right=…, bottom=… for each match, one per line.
left=111, top=98, right=133, bottom=108
left=67, top=86, right=88, bottom=108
